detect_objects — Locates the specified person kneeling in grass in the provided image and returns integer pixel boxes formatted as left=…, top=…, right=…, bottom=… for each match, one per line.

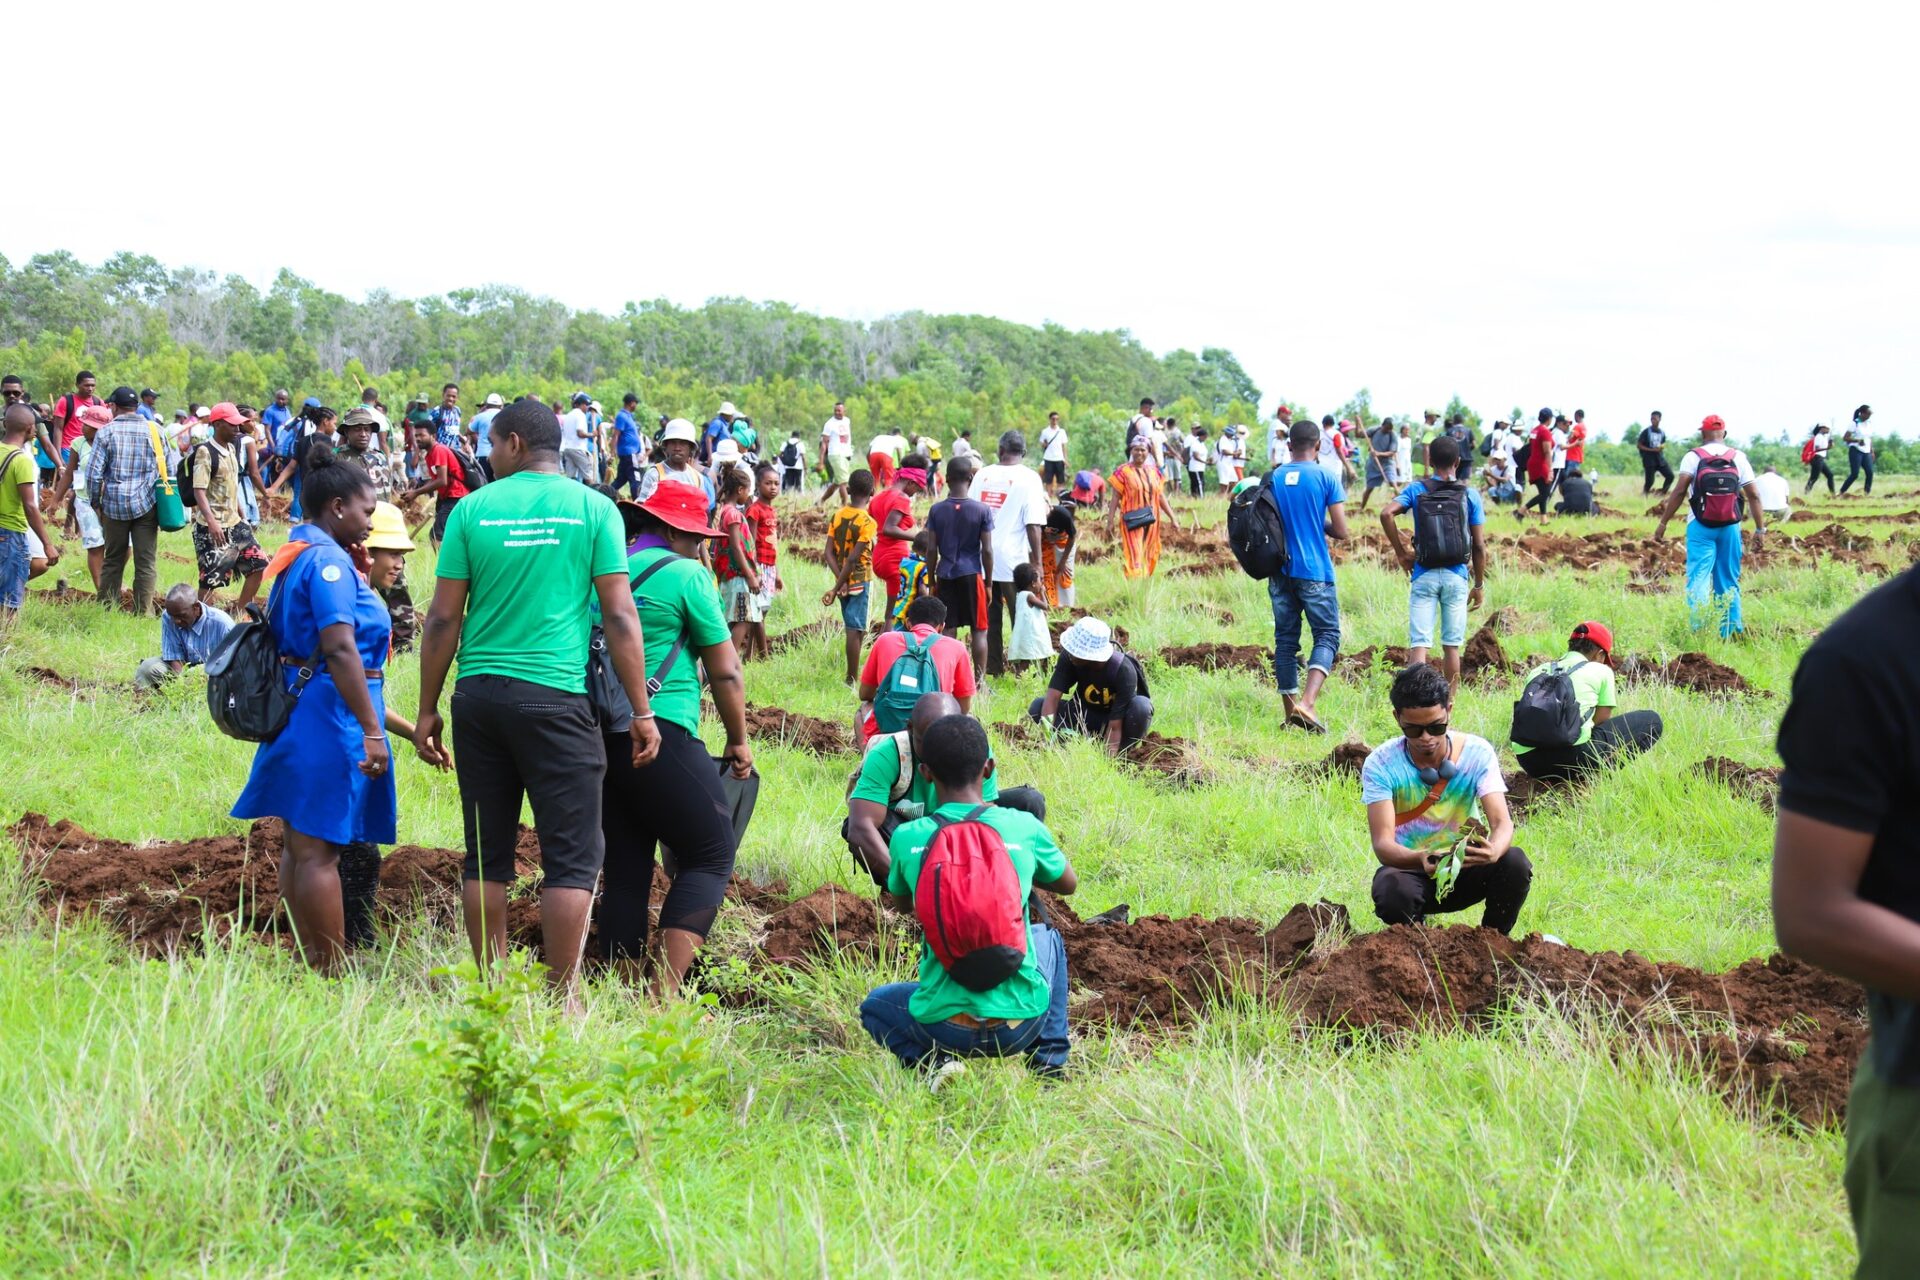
left=1364, top=663, right=1531, bottom=934
left=860, top=713, right=1077, bottom=1087
left=1512, top=620, right=1663, bottom=783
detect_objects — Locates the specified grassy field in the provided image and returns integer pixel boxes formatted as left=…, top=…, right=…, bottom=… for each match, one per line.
left=2, top=471, right=1906, bottom=1277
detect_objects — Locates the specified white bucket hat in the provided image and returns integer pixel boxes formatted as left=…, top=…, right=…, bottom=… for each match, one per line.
left=713, top=439, right=743, bottom=462
left=718, top=401, right=739, bottom=417
left=662, top=417, right=699, bottom=444
left=1059, top=617, right=1114, bottom=663
left=483, top=392, right=504, bottom=407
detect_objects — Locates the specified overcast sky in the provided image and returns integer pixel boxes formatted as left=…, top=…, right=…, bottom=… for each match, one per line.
left=9, top=2, right=1914, bottom=438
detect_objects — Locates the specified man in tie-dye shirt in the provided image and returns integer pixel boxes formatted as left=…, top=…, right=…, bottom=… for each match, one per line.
left=1361, top=662, right=1532, bottom=933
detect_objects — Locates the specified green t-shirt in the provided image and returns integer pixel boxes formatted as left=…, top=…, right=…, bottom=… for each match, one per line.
left=436, top=471, right=627, bottom=694
left=624, top=546, right=730, bottom=735
left=0, top=443, right=34, bottom=533
left=885, top=802, right=1067, bottom=1023
left=849, top=732, right=1000, bottom=818
left=1513, top=651, right=1617, bottom=753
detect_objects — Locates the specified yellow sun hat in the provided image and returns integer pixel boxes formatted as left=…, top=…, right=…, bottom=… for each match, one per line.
left=364, top=502, right=415, bottom=552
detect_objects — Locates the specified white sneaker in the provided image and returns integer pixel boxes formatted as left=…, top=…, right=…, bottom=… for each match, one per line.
left=929, top=1060, right=968, bottom=1093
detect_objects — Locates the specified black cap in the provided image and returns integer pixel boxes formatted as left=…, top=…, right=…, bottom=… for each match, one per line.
left=140, top=387, right=158, bottom=398
left=110, top=386, right=141, bottom=408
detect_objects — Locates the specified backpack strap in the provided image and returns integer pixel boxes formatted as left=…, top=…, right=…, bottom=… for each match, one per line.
left=930, top=803, right=993, bottom=830
left=1394, top=733, right=1465, bottom=827
left=630, top=553, right=691, bottom=694
left=266, top=545, right=328, bottom=691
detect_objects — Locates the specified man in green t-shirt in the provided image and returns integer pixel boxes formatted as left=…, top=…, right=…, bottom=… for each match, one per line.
left=2, top=404, right=62, bottom=619
left=843, top=690, right=1047, bottom=886
left=413, top=400, right=662, bottom=1005
left=1512, top=620, right=1664, bottom=784
left=860, top=714, right=1078, bottom=1083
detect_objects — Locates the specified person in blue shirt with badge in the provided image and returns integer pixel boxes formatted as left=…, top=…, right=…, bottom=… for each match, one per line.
left=1265, top=417, right=1349, bottom=733
left=233, top=450, right=446, bottom=972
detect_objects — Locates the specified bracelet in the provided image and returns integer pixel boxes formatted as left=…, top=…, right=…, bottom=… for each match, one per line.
left=363, top=732, right=385, bottom=739
left=630, top=712, right=655, bottom=721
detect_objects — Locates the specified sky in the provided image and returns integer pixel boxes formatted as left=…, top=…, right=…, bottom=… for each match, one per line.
left=8, top=1, right=1916, bottom=439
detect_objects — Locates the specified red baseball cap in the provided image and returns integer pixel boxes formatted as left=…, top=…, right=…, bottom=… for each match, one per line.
left=1570, top=621, right=1613, bottom=656
left=621, top=482, right=720, bottom=537
left=204, top=401, right=247, bottom=426
left=1701, top=414, right=1725, bottom=432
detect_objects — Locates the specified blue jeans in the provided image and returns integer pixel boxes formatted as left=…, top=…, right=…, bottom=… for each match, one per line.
left=0, top=529, right=27, bottom=609
left=860, top=922, right=1070, bottom=1074
left=288, top=473, right=303, bottom=521
left=1685, top=519, right=1744, bottom=637
left=1269, top=576, right=1341, bottom=696
left=1408, top=571, right=1469, bottom=648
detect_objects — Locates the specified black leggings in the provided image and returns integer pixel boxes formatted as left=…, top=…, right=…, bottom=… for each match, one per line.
left=598, top=721, right=737, bottom=962
left=1523, top=478, right=1553, bottom=513
left=1188, top=470, right=1203, bottom=498
left=1373, top=847, right=1533, bottom=934
left=340, top=842, right=381, bottom=948
left=1517, top=710, right=1664, bottom=784
left=1806, top=456, right=1835, bottom=493
left=1842, top=448, right=1874, bottom=495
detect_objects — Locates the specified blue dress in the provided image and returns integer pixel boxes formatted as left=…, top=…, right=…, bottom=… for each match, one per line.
left=232, top=523, right=398, bottom=845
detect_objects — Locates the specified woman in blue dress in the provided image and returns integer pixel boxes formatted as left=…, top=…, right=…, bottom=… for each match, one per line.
left=233, top=451, right=406, bottom=973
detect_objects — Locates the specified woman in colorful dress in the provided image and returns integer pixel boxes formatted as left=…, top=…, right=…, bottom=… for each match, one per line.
left=1108, top=438, right=1177, bottom=579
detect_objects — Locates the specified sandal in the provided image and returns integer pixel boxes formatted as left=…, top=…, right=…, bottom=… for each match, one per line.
left=1287, top=709, right=1327, bottom=734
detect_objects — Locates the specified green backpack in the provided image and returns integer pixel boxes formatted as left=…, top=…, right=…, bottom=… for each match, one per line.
left=873, top=633, right=941, bottom=734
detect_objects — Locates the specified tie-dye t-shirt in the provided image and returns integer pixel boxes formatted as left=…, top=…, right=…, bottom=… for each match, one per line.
left=1359, top=732, right=1507, bottom=852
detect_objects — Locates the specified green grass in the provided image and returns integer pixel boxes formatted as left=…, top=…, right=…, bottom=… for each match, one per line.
left=4, top=473, right=1901, bottom=1276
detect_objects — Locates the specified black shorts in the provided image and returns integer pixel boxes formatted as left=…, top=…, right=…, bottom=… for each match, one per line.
left=598, top=720, right=738, bottom=959
left=1042, top=460, right=1067, bottom=484
left=935, top=572, right=989, bottom=631
left=451, top=674, right=608, bottom=890
left=433, top=495, right=460, bottom=542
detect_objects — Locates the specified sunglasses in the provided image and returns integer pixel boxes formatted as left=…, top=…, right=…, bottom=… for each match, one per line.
left=1398, top=720, right=1450, bottom=738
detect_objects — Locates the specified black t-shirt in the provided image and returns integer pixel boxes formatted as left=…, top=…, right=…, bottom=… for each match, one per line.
left=1638, top=426, right=1667, bottom=452
left=1045, top=502, right=1077, bottom=539
left=1557, top=476, right=1595, bottom=512
left=1777, top=567, right=1920, bottom=1084
left=1047, top=650, right=1147, bottom=711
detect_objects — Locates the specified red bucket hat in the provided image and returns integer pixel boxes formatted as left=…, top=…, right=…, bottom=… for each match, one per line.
left=621, top=482, right=720, bottom=537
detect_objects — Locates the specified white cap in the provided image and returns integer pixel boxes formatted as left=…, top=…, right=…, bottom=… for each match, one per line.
left=713, top=439, right=743, bottom=461
left=483, top=393, right=504, bottom=408
left=662, top=417, right=699, bottom=444
left=1059, top=617, right=1115, bottom=663
left=718, top=401, right=739, bottom=417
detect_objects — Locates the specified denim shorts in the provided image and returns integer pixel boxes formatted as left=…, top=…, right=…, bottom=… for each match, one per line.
left=839, top=588, right=870, bottom=631
left=1408, top=570, right=1469, bottom=648
left=0, top=529, right=26, bottom=608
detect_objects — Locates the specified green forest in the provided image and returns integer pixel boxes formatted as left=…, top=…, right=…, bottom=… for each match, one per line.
left=0, top=251, right=1261, bottom=466
left=2, top=249, right=1906, bottom=475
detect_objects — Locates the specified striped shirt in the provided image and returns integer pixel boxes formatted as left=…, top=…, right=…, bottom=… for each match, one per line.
left=85, top=414, right=162, bottom=521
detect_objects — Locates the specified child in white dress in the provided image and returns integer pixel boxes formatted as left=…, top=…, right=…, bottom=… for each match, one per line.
left=1007, top=561, right=1053, bottom=671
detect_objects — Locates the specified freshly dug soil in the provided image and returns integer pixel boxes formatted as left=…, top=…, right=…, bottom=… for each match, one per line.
left=1459, top=624, right=1518, bottom=679
left=742, top=703, right=852, bottom=754
left=1618, top=651, right=1755, bottom=696
left=1158, top=643, right=1271, bottom=676
left=992, top=719, right=1046, bottom=747
left=1122, top=731, right=1214, bottom=787
left=1693, top=756, right=1781, bottom=811
left=1288, top=926, right=1863, bottom=1126
left=1338, top=645, right=1411, bottom=675
left=1321, top=740, right=1373, bottom=777
left=1501, top=769, right=1562, bottom=819
left=783, top=542, right=831, bottom=568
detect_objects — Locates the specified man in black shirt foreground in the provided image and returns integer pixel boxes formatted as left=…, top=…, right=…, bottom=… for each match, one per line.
left=1773, top=564, right=1920, bottom=1275
left=1027, top=616, right=1154, bottom=752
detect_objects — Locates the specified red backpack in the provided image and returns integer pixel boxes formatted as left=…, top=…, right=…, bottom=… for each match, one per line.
left=1800, top=438, right=1817, bottom=464
left=1688, top=447, right=1746, bottom=527
left=914, top=804, right=1028, bottom=992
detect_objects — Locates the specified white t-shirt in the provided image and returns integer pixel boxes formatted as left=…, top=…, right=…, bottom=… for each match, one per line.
left=971, top=461, right=1050, bottom=582
left=1216, top=437, right=1243, bottom=483
left=821, top=416, right=853, bottom=458
left=1677, top=442, right=1757, bottom=485
left=952, top=436, right=977, bottom=460
left=1395, top=433, right=1414, bottom=480
left=1317, top=428, right=1343, bottom=469
left=560, top=408, right=593, bottom=454
left=1187, top=438, right=1210, bottom=472
left=1810, top=430, right=1831, bottom=458
left=1147, top=424, right=1168, bottom=469
left=1266, top=423, right=1288, bottom=466
left=868, top=432, right=906, bottom=461
left=1753, top=471, right=1791, bottom=511
left=1549, top=428, right=1569, bottom=471
left=1846, top=424, right=1874, bottom=455
left=1038, top=424, right=1068, bottom=463
left=1489, top=428, right=1515, bottom=461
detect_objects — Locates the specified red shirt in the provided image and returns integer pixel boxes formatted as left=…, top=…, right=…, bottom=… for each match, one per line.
left=860, top=624, right=977, bottom=698
left=869, top=487, right=915, bottom=582
left=715, top=504, right=755, bottom=582
left=56, top=394, right=104, bottom=450
left=745, top=500, right=778, bottom=566
left=1566, top=424, right=1586, bottom=463
left=424, top=443, right=470, bottom=499
left=1527, top=425, right=1554, bottom=480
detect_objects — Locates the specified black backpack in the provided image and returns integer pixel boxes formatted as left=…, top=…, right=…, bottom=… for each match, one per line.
left=1510, top=658, right=1589, bottom=749
left=1226, top=469, right=1289, bottom=580
left=779, top=440, right=801, bottom=468
left=176, top=439, right=219, bottom=501
left=450, top=443, right=487, bottom=490
left=204, top=556, right=324, bottom=742
left=1412, top=478, right=1471, bottom=569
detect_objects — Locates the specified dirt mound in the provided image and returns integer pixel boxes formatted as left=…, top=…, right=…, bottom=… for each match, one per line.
left=1122, top=731, right=1214, bottom=787
left=1693, top=756, right=1780, bottom=811
left=1501, top=769, right=1564, bottom=819
left=1288, top=926, right=1863, bottom=1125
left=783, top=542, right=831, bottom=567
left=1321, top=740, right=1372, bottom=777
left=1158, top=643, right=1270, bottom=676
left=1482, top=605, right=1524, bottom=634
left=759, top=884, right=883, bottom=966
left=992, top=719, right=1046, bottom=748
left=1460, top=623, right=1518, bottom=678
left=742, top=703, right=851, bottom=754
left=1619, top=651, right=1755, bottom=696
left=1338, top=645, right=1411, bottom=675
left=783, top=508, right=829, bottom=541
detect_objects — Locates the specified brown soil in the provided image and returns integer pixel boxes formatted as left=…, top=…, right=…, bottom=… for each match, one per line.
left=1693, top=756, right=1781, bottom=811
left=1482, top=605, right=1523, bottom=634
left=783, top=508, right=829, bottom=541
left=765, top=618, right=841, bottom=654
left=784, top=542, right=831, bottom=568
left=1158, top=643, right=1270, bottom=676
left=742, top=702, right=852, bottom=754
left=1321, top=739, right=1373, bottom=777
left=1501, top=769, right=1565, bottom=819
left=1337, top=645, right=1411, bottom=675
left=1122, top=731, right=1215, bottom=787
left=1167, top=557, right=1235, bottom=578
left=1618, top=651, right=1755, bottom=696
left=1072, top=542, right=1107, bottom=565
left=1459, top=623, right=1518, bottom=679
left=992, top=719, right=1046, bottom=747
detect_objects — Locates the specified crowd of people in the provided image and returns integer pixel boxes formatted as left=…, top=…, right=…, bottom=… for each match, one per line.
left=0, top=369, right=1880, bottom=1096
